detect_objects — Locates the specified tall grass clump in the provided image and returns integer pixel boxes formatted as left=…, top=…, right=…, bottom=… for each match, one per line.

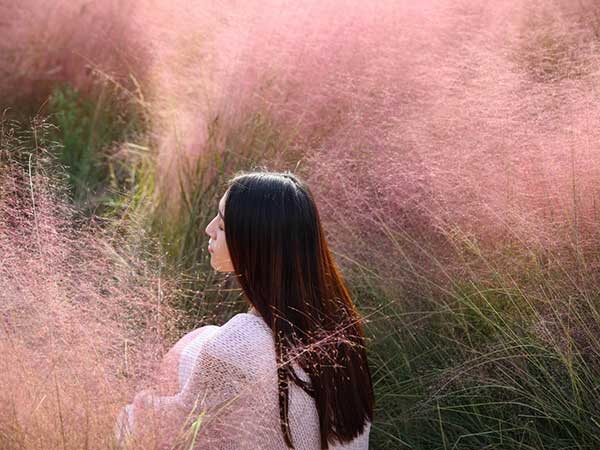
left=357, top=216, right=600, bottom=449
left=0, top=0, right=149, bottom=117
left=0, top=0, right=152, bottom=216
left=45, top=81, right=148, bottom=211
left=0, top=116, right=180, bottom=449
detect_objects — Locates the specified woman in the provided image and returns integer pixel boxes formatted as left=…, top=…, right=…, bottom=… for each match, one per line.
left=117, top=171, right=374, bottom=449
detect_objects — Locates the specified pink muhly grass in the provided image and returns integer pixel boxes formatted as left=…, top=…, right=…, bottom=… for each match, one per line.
left=289, top=0, right=600, bottom=292
left=4, top=0, right=600, bottom=274
left=0, top=0, right=149, bottom=112
left=0, top=120, right=178, bottom=449
left=3, top=0, right=598, bottom=315
left=135, top=0, right=600, bottom=289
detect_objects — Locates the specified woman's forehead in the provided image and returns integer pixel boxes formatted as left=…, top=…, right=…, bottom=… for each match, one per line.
left=218, top=194, right=226, bottom=216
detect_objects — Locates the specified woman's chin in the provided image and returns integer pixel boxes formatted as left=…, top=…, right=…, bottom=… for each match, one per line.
left=209, top=256, right=232, bottom=273
left=210, top=259, right=221, bottom=272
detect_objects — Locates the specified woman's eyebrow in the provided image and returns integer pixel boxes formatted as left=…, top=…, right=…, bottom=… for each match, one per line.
left=218, top=209, right=225, bottom=220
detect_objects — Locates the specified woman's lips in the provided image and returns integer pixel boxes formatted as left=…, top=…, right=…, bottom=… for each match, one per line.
left=208, top=245, right=214, bottom=253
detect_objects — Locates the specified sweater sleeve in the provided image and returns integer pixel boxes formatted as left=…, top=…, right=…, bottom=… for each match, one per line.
left=124, top=318, right=267, bottom=449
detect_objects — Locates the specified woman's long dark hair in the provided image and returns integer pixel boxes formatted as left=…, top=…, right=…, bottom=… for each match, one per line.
left=222, top=171, right=374, bottom=449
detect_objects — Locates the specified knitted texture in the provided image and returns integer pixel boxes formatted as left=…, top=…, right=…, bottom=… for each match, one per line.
left=117, top=309, right=371, bottom=449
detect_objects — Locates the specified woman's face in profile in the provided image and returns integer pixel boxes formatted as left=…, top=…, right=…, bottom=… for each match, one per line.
left=205, top=192, right=234, bottom=272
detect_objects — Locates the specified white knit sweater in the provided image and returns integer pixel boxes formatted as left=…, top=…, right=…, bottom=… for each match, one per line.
left=116, top=308, right=371, bottom=449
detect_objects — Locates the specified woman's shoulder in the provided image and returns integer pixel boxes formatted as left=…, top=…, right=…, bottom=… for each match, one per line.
left=200, top=312, right=275, bottom=371
left=217, top=310, right=271, bottom=335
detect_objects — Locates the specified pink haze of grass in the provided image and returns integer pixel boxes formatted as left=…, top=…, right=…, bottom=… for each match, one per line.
left=3, top=0, right=600, bottom=257
left=0, top=139, right=180, bottom=448
left=0, top=0, right=149, bottom=110
left=136, top=0, right=600, bottom=279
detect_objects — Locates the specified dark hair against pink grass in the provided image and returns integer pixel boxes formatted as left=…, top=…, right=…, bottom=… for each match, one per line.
left=223, top=171, right=374, bottom=449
